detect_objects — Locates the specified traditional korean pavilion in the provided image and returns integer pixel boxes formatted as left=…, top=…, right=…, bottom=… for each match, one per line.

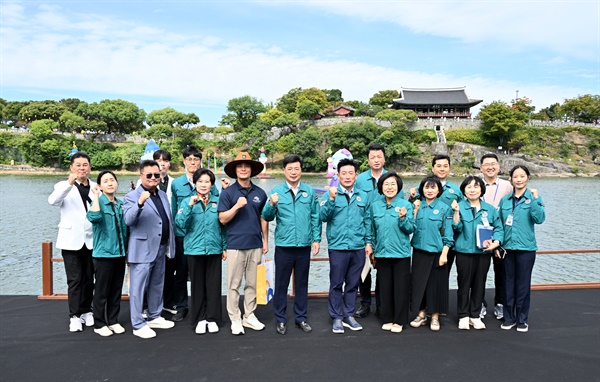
left=390, top=87, right=482, bottom=119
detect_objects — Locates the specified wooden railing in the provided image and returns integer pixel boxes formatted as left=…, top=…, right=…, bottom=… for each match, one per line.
left=38, top=242, right=599, bottom=300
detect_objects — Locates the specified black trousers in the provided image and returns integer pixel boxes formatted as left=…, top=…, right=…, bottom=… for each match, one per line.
left=62, top=246, right=94, bottom=317
left=377, top=257, right=411, bottom=325
left=273, top=246, right=311, bottom=324
left=92, top=257, right=126, bottom=328
left=456, top=252, right=491, bottom=319
left=174, top=236, right=189, bottom=311
left=187, top=254, right=222, bottom=326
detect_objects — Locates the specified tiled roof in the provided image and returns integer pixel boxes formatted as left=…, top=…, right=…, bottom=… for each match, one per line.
left=392, top=87, right=482, bottom=106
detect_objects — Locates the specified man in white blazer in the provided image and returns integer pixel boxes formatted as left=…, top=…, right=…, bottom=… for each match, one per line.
left=48, top=152, right=96, bottom=333
left=124, top=160, right=176, bottom=339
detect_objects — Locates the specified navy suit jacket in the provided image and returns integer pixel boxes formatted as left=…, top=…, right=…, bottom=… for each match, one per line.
left=124, top=186, right=175, bottom=263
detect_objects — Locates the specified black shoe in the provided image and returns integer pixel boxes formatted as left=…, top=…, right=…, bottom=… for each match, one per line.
left=276, top=322, right=287, bottom=335
left=354, top=304, right=371, bottom=318
left=295, top=321, right=312, bottom=333
left=172, top=309, right=189, bottom=322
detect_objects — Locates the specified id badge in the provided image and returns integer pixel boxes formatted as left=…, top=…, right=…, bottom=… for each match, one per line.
left=481, top=215, right=490, bottom=227
left=505, top=214, right=514, bottom=226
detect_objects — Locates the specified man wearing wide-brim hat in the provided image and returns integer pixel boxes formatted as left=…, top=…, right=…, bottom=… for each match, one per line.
left=218, top=151, right=269, bottom=335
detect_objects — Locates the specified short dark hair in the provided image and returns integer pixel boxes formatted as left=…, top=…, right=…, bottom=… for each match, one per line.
left=70, top=151, right=91, bottom=165
left=377, top=171, right=403, bottom=195
left=418, top=175, right=443, bottom=199
left=153, top=149, right=172, bottom=161
left=367, top=143, right=386, bottom=157
left=192, top=168, right=215, bottom=185
left=432, top=154, right=451, bottom=167
left=182, top=145, right=202, bottom=159
left=139, top=159, right=159, bottom=173
left=337, top=158, right=358, bottom=172
left=97, top=170, right=118, bottom=185
left=480, top=153, right=499, bottom=165
left=509, top=165, right=530, bottom=178
left=460, top=175, right=486, bottom=197
left=283, top=154, right=303, bottom=169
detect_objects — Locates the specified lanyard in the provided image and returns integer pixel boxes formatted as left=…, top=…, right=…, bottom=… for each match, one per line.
left=485, top=183, right=499, bottom=205
left=512, top=196, right=523, bottom=213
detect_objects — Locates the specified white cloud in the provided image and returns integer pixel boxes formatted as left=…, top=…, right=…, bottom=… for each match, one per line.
left=0, top=2, right=595, bottom=124
left=285, top=1, right=599, bottom=60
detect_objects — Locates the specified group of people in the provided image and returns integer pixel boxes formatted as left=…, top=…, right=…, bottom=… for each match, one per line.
left=49, top=143, right=545, bottom=339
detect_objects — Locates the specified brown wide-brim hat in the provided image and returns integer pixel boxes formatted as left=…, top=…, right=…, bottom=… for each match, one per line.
left=224, top=151, right=264, bottom=179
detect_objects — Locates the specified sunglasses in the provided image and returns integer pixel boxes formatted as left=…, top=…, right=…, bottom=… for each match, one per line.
left=144, top=173, right=161, bottom=179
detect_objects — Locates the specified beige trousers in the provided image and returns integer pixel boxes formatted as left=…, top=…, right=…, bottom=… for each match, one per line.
left=226, top=248, right=262, bottom=322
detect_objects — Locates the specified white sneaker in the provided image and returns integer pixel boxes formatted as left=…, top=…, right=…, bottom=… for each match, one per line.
left=94, top=326, right=114, bottom=337
left=390, top=324, right=403, bottom=333
left=142, top=309, right=148, bottom=319
left=147, top=316, right=175, bottom=329
left=469, top=317, right=487, bottom=330
left=479, top=303, right=487, bottom=319
left=195, top=320, right=207, bottom=335
left=207, top=321, right=219, bottom=333
left=242, top=313, right=265, bottom=331
left=133, top=325, right=156, bottom=339
left=458, top=317, right=470, bottom=330
left=108, top=323, right=126, bottom=334
left=381, top=323, right=393, bottom=331
left=163, top=306, right=177, bottom=315
left=69, top=316, right=83, bottom=332
left=231, top=319, right=245, bottom=335
left=80, top=312, right=94, bottom=327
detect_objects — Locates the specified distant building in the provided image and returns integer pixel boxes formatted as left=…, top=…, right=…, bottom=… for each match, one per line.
left=390, top=87, right=482, bottom=119
left=332, top=104, right=356, bottom=117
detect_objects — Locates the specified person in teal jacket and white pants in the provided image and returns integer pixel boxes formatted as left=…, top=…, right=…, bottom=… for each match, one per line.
left=370, top=171, right=415, bottom=333
left=498, top=165, right=545, bottom=333
left=87, top=170, right=128, bottom=337
left=452, top=176, right=503, bottom=330
left=175, top=168, right=226, bottom=335
left=262, top=155, right=321, bottom=335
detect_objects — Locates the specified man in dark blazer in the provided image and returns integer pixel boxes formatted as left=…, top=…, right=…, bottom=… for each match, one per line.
left=124, top=160, right=176, bottom=339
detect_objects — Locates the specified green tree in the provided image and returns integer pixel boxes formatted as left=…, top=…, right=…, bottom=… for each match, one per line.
left=147, top=107, right=200, bottom=127
left=276, top=87, right=303, bottom=113
left=59, top=111, right=87, bottom=132
left=375, top=109, right=418, bottom=127
left=19, top=101, right=68, bottom=123
left=220, top=95, right=267, bottom=132
left=296, top=100, right=321, bottom=120
left=532, top=102, right=561, bottom=121
left=173, top=127, right=199, bottom=149
left=59, top=98, right=83, bottom=111
left=29, top=119, right=58, bottom=140
left=234, top=119, right=271, bottom=154
left=327, top=121, right=384, bottom=167
left=273, top=112, right=299, bottom=127
left=478, top=101, right=529, bottom=146
left=511, top=97, right=535, bottom=116
left=369, top=90, right=400, bottom=107
left=324, top=89, right=343, bottom=103
left=2, top=101, right=30, bottom=124
left=297, top=88, right=328, bottom=111
left=345, top=100, right=380, bottom=117
left=141, top=123, right=175, bottom=144
left=75, top=99, right=146, bottom=134
left=561, top=94, right=600, bottom=123
left=260, top=108, right=284, bottom=125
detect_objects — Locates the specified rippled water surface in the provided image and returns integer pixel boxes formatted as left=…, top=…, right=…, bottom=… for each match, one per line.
left=1, top=174, right=598, bottom=295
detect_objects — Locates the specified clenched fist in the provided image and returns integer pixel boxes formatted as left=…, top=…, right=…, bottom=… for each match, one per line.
left=270, top=193, right=279, bottom=206
left=138, top=191, right=151, bottom=206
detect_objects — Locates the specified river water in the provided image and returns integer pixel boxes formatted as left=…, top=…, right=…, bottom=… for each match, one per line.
left=0, top=174, right=598, bottom=295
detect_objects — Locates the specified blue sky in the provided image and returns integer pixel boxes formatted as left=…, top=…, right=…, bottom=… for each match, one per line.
left=1, top=1, right=598, bottom=126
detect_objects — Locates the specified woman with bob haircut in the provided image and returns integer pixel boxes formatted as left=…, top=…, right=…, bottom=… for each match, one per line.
left=175, top=168, right=226, bottom=335
left=497, top=165, right=545, bottom=333
left=87, top=170, right=128, bottom=337
left=369, top=171, right=415, bottom=333
left=409, top=175, right=454, bottom=331
left=452, top=175, right=503, bottom=330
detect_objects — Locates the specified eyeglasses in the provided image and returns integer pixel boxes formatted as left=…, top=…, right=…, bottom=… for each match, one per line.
left=185, top=157, right=201, bottom=163
left=144, top=173, right=161, bottom=179
left=481, top=162, right=499, bottom=168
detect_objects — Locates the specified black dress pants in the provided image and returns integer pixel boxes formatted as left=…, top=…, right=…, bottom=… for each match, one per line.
left=456, top=252, right=491, bottom=319
left=62, top=245, right=94, bottom=317
left=93, top=257, right=126, bottom=328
